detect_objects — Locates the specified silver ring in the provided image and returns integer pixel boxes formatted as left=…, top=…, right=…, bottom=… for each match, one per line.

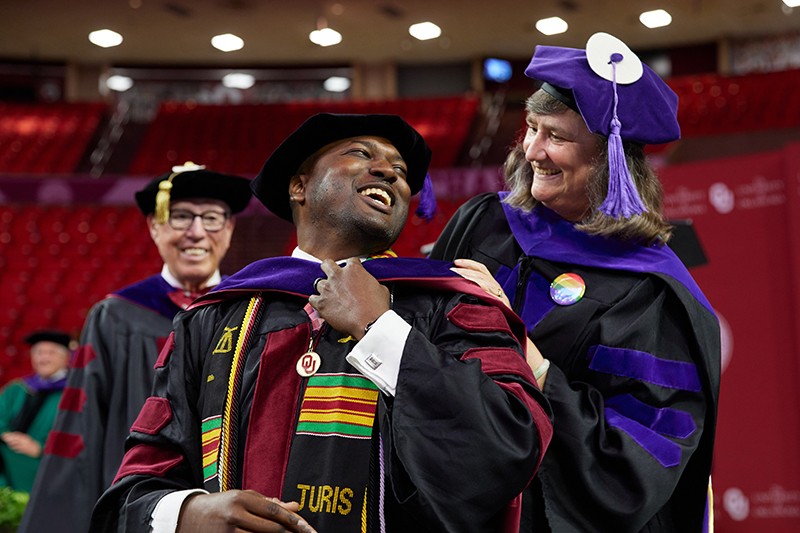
left=313, top=277, right=325, bottom=292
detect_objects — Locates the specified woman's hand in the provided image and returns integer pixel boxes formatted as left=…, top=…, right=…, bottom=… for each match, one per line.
left=450, top=258, right=511, bottom=308
left=450, top=258, right=549, bottom=387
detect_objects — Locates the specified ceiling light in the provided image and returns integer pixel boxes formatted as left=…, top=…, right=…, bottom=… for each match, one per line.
left=639, top=9, right=672, bottom=28
left=409, top=22, right=441, bottom=41
left=106, top=75, right=133, bottom=92
left=222, top=73, right=255, bottom=89
left=535, top=17, right=568, bottom=36
left=88, top=29, right=123, bottom=48
left=782, top=0, right=800, bottom=7
left=323, top=76, right=351, bottom=92
left=211, top=33, right=244, bottom=52
left=309, top=27, right=342, bottom=47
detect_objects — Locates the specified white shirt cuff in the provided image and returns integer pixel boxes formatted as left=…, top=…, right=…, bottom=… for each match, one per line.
left=345, top=310, right=411, bottom=396
left=151, top=488, right=208, bottom=533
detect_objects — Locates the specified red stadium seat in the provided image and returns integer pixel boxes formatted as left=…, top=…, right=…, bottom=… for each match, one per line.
left=0, top=103, right=107, bottom=174
left=129, top=96, right=481, bottom=176
left=0, top=204, right=161, bottom=373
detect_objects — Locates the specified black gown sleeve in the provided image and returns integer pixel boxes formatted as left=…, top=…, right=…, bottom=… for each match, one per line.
left=90, top=303, right=221, bottom=532
left=381, top=288, right=553, bottom=532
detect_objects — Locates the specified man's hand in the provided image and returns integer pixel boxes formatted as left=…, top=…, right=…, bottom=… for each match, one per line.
left=1, top=431, right=42, bottom=457
left=309, top=258, right=390, bottom=339
left=176, top=491, right=317, bottom=533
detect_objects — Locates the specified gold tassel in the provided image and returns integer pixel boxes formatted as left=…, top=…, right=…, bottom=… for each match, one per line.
left=154, top=173, right=177, bottom=224
left=154, top=163, right=205, bottom=224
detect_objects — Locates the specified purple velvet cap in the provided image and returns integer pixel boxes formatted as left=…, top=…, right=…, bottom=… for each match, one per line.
left=524, top=45, right=680, bottom=145
left=525, top=33, right=680, bottom=219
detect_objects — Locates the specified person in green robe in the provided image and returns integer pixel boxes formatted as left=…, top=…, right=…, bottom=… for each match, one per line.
left=0, top=330, right=71, bottom=492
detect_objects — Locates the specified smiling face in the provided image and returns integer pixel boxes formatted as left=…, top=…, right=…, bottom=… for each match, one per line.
left=147, top=198, right=235, bottom=291
left=522, top=108, right=602, bottom=221
left=290, top=136, right=411, bottom=260
left=30, top=341, right=70, bottom=380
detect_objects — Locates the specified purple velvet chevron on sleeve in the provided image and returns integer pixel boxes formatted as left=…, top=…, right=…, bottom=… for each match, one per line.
left=587, top=345, right=701, bottom=392
left=605, top=393, right=696, bottom=440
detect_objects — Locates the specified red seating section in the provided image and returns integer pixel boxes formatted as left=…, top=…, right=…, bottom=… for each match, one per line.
left=0, top=204, right=161, bottom=382
left=669, top=69, right=800, bottom=137
left=0, top=103, right=107, bottom=174
left=129, top=96, right=480, bottom=176
left=2, top=68, right=798, bottom=180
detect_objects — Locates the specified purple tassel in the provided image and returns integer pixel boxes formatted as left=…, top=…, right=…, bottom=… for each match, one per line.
left=599, top=55, right=647, bottom=219
left=415, top=173, right=437, bottom=221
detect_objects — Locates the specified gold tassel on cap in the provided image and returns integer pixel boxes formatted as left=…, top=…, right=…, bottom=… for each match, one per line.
left=154, top=162, right=206, bottom=224
left=154, top=177, right=174, bottom=224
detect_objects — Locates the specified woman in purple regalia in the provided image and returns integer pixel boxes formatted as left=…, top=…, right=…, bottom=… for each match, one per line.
left=431, top=33, right=721, bottom=532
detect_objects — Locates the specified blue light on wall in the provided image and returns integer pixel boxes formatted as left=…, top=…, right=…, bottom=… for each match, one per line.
left=483, top=58, right=512, bottom=83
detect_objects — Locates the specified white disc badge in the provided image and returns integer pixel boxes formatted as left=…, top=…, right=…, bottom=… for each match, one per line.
left=296, top=351, right=321, bottom=377
left=586, top=32, right=643, bottom=85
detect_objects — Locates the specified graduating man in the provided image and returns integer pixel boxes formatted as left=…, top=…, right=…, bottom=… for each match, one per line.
left=92, top=113, right=552, bottom=533
left=21, top=165, right=252, bottom=533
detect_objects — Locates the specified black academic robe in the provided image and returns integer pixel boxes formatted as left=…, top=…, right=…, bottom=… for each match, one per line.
left=20, top=275, right=184, bottom=533
left=430, top=193, right=720, bottom=533
left=91, top=257, right=553, bottom=533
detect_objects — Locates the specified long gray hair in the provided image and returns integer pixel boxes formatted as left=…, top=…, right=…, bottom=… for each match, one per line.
left=503, top=89, right=673, bottom=245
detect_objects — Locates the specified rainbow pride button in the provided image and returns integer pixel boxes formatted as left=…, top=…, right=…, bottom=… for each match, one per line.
left=549, top=273, right=586, bottom=306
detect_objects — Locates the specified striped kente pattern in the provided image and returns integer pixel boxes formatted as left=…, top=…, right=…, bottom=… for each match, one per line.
left=297, top=373, right=379, bottom=439
left=201, top=415, right=222, bottom=482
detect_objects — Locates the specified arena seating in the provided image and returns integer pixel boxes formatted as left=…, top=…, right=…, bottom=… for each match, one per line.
left=0, top=204, right=161, bottom=382
left=129, top=95, right=480, bottom=176
left=1, top=69, right=799, bottom=385
left=669, top=68, right=800, bottom=137
left=0, top=102, right=107, bottom=174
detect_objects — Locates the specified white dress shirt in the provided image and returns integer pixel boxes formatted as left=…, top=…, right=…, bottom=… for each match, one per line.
left=160, top=264, right=221, bottom=291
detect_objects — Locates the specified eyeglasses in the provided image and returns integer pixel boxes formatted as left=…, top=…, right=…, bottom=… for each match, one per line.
left=168, top=209, right=230, bottom=232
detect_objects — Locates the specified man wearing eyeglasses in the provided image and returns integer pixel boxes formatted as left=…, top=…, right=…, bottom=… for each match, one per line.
left=21, top=163, right=252, bottom=533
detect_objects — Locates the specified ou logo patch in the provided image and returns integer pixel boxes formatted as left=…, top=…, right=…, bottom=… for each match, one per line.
left=296, top=351, right=321, bottom=377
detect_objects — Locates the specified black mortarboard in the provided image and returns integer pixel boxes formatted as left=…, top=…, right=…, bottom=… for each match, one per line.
left=24, top=330, right=72, bottom=349
left=134, top=163, right=252, bottom=222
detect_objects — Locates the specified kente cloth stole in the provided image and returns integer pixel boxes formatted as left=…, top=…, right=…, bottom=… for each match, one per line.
left=200, top=251, right=395, bottom=505
left=200, top=294, right=263, bottom=491
left=278, top=370, right=380, bottom=532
